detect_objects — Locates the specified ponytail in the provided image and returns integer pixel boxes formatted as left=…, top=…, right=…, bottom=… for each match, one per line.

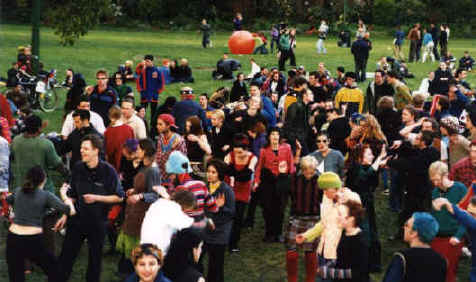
left=22, top=166, right=46, bottom=193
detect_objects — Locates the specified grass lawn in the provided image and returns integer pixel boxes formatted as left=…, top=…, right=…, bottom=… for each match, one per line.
left=0, top=24, right=475, bottom=281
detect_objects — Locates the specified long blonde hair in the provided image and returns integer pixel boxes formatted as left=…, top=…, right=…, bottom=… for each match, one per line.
left=361, top=114, right=387, bottom=144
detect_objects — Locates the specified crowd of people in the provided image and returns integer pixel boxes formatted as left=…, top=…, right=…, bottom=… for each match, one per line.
left=2, top=18, right=476, bottom=282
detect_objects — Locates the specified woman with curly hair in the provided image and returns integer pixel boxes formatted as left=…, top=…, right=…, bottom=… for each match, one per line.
left=346, top=113, right=387, bottom=156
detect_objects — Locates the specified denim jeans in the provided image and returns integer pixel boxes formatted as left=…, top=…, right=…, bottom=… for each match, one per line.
left=316, top=39, right=326, bottom=54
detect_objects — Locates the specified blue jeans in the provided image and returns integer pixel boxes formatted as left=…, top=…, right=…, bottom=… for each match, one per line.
left=316, top=39, right=326, bottom=54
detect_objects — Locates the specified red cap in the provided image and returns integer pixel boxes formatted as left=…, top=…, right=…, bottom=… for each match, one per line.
left=158, top=114, right=177, bottom=128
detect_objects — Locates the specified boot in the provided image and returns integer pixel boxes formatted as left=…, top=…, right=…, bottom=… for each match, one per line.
left=286, top=250, right=299, bottom=282
left=305, top=251, right=318, bottom=282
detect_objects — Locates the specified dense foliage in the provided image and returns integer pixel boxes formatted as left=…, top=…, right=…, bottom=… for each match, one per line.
left=2, top=0, right=476, bottom=44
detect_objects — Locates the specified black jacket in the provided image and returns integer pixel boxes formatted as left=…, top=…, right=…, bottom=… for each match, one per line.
left=388, top=143, right=440, bottom=196
left=351, top=38, right=372, bottom=60
left=60, top=126, right=104, bottom=169
left=230, top=80, right=248, bottom=102
left=431, top=68, right=453, bottom=95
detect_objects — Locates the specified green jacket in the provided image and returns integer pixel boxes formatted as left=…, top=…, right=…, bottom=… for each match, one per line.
left=431, top=181, right=467, bottom=239
left=279, top=34, right=291, bottom=51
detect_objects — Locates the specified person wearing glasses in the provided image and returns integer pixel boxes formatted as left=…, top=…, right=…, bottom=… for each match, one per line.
left=126, top=243, right=171, bottom=282
left=308, top=133, right=345, bottom=178
left=88, top=69, right=118, bottom=126
left=382, top=212, right=446, bottom=282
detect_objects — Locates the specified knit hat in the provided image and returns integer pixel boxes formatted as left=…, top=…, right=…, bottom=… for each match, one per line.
left=166, top=151, right=193, bottom=175
left=440, top=116, right=463, bottom=135
left=318, top=172, right=342, bottom=190
left=412, top=212, right=439, bottom=244
left=124, top=138, right=139, bottom=152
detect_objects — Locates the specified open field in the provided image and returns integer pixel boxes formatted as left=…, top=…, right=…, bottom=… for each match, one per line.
left=0, top=24, right=475, bottom=281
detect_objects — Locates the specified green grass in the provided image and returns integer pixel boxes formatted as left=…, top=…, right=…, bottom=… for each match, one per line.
left=0, top=24, right=475, bottom=281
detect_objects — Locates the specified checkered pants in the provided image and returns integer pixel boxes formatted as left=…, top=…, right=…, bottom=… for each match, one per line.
left=285, top=215, right=320, bottom=251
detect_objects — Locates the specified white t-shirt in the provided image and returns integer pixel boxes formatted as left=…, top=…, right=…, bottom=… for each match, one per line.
left=140, top=198, right=194, bottom=254
left=61, top=110, right=106, bottom=137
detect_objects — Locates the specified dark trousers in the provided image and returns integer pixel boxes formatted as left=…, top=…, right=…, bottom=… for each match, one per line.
left=202, top=35, right=210, bottom=48
left=279, top=49, right=295, bottom=71
left=229, top=201, right=247, bottom=250
left=416, top=40, right=422, bottom=61
left=58, top=220, right=106, bottom=282
left=25, top=212, right=58, bottom=271
left=409, top=40, right=418, bottom=62
left=244, top=189, right=261, bottom=227
left=354, top=58, right=367, bottom=82
left=262, top=184, right=287, bottom=238
left=202, top=243, right=226, bottom=282
left=440, top=42, right=448, bottom=57
left=397, top=192, right=431, bottom=236
left=141, top=101, right=158, bottom=121
left=6, top=232, right=58, bottom=282
left=433, top=40, right=440, bottom=60
left=389, top=170, right=404, bottom=213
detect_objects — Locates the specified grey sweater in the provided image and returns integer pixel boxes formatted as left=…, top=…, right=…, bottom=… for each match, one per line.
left=308, top=149, right=345, bottom=178
left=7, top=187, right=70, bottom=227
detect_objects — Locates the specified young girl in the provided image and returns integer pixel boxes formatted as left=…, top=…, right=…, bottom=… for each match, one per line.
left=126, top=244, right=171, bottom=282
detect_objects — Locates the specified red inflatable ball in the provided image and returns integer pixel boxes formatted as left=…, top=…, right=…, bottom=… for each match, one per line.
left=228, top=31, right=255, bottom=55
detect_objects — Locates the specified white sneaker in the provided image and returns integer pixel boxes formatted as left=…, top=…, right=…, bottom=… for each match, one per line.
left=462, top=247, right=472, bottom=258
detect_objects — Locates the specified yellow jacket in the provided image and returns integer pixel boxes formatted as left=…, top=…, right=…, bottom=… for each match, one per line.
left=334, top=87, right=364, bottom=114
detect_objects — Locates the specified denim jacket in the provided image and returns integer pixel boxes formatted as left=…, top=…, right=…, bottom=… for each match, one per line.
left=0, top=136, right=9, bottom=192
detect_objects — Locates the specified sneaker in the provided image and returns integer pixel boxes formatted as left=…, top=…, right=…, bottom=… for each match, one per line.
left=462, top=247, right=472, bottom=258
left=382, top=189, right=390, bottom=196
left=230, top=248, right=240, bottom=253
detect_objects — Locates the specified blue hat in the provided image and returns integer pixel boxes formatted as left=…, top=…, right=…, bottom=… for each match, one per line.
left=166, top=151, right=193, bottom=175
left=412, top=212, right=439, bottom=243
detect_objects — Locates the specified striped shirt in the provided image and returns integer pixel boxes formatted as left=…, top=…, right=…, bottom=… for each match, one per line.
left=174, top=179, right=219, bottom=220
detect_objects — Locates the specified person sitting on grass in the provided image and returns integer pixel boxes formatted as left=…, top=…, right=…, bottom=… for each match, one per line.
left=213, top=53, right=241, bottom=80
left=459, top=51, right=475, bottom=71
left=173, top=58, right=194, bottom=83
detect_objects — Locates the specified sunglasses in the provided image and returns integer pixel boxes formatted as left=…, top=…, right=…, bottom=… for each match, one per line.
left=317, top=139, right=328, bottom=143
left=96, top=77, right=107, bottom=80
left=326, top=109, right=335, bottom=113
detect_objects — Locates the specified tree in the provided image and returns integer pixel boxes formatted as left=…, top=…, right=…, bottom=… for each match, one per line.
left=47, top=0, right=111, bottom=45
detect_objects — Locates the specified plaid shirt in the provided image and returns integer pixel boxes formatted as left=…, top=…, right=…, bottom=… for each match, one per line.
left=449, top=157, right=476, bottom=189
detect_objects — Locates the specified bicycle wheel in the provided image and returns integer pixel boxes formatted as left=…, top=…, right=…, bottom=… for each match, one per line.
left=39, top=87, right=58, bottom=112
